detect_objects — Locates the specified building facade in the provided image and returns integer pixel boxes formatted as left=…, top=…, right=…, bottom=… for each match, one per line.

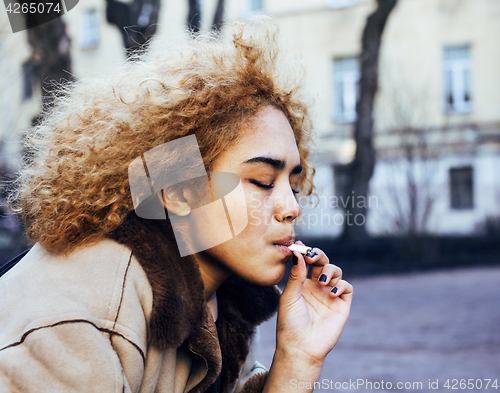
left=259, top=0, right=500, bottom=237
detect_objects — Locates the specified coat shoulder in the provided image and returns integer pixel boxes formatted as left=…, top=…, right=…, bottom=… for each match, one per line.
left=0, top=239, right=152, bottom=351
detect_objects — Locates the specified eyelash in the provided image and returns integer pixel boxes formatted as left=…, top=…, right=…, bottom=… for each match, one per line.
left=250, top=180, right=299, bottom=195
left=250, top=179, right=273, bottom=189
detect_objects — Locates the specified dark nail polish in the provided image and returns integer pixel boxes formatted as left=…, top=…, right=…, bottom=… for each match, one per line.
left=319, top=274, right=327, bottom=282
left=292, top=254, right=298, bottom=265
left=332, top=287, right=338, bottom=294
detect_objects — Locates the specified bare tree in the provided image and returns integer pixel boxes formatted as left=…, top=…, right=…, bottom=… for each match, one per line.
left=371, top=64, right=441, bottom=237
left=17, top=0, right=72, bottom=110
left=106, top=0, right=162, bottom=56
left=187, top=0, right=202, bottom=33
left=188, top=0, right=225, bottom=33
left=212, top=0, right=225, bottom=32
left=106, top=0, right=225, bottom=56
left=0, top=11, right=32, bottom=260
left=341, top=0, right=398, bottom=239
left=0, top=1, right=75, bottom=260
left=379, top=127, right=439, bottom=236
left=0, top=18, right=19, bottom=153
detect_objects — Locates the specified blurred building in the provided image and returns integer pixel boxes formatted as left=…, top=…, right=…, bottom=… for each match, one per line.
left=1, top=0, right=499, bottom=241
left=261, top=0, right=500, bottom=237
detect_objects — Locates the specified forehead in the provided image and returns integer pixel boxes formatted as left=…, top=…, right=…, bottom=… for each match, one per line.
left=213, top=106, right=300, bottom=172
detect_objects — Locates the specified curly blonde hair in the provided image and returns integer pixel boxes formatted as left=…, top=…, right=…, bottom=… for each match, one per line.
left=9, top=17, right=315, bottom=254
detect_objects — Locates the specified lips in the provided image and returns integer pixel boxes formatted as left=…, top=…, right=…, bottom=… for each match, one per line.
left=272, top=236, right=295, bottom=258
left=272, top=236, right=295, bottom=247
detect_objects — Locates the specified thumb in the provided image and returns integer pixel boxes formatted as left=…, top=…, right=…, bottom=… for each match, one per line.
left=281, top=252, right=307, bottom=301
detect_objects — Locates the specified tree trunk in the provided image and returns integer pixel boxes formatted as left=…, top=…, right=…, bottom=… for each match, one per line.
left=341, top=0, right=398, bottom=239
left=106, top=0, right=161, bottom=56
left=187, top=0, right=202, bottom=33
left=212, top=0, right=225, bottom=32
left=19, top=0, right=72, bottom=110
left=187, top=0, right=225, bottom=34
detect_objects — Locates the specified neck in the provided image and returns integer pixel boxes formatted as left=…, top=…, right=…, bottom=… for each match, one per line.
left=195, top=251, right=232, bottom=299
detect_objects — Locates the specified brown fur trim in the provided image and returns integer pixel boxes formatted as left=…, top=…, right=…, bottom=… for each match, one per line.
left=108, top=212, right=206, bottom=349
left=186, top=318, right=222, bottom=393
left=108, top=211, right=280, bottom=392
left=219, top=275, right=281, bottom=326
left=216, top=277, right=280, bottom=392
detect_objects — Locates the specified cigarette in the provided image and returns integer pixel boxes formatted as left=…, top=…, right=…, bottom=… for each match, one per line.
left=288, top=244, right=318, bottom=258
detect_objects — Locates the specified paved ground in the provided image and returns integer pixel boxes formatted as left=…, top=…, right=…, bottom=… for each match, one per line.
left=256, top=266, right=500, bottom=392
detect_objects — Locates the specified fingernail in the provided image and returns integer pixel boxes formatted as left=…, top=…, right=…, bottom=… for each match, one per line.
left=331, top=287, right=338, bottom=294
left=319, top=274, right=327, bottom=282
left=292, top=254, right=298, bottom=265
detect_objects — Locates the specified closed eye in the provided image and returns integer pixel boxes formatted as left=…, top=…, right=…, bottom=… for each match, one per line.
left=249, top=179, right=274, bottom=189
left=251, top=179, right=299, bottom=196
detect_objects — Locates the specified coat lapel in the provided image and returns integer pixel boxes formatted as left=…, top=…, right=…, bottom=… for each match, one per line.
left=108, top=212, right=280, bottom=392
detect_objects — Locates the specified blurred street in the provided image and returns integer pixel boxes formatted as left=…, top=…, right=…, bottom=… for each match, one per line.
left=256, top=266, right=500, bottom=392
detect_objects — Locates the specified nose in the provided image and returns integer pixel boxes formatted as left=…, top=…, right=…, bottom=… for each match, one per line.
left=273, top=187, right=301, bottom=223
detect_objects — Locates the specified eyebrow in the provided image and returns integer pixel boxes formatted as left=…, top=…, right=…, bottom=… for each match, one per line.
left=243, top=156, right=303, bottom=175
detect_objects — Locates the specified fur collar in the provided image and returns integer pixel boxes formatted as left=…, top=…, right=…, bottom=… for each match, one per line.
left=108, top=212, right=280, bottom=392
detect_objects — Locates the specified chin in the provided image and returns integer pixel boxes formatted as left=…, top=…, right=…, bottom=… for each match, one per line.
left=245, top=265, right=287, bottom=287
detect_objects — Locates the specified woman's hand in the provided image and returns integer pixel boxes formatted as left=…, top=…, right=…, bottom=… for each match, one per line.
left=277, top=241, right=353, bottom=363
left=263, top=242, right=353, bottom=393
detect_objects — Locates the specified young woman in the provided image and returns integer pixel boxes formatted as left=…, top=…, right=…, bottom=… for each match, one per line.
left=1, top=18, right=353, bottom=392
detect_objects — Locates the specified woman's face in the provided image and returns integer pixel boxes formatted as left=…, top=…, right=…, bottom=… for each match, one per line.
left=200, top=105, right=302, bottom=286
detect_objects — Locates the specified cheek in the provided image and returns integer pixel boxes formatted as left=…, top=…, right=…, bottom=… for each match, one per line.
left=248, top=202, right=263, bottom=227
left=245, top=191, right=273, bottom=229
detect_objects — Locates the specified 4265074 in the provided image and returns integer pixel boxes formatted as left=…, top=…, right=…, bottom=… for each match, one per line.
left=444, top=379, right=498, bottom=390
left=5, top=2, right=62, bottom=14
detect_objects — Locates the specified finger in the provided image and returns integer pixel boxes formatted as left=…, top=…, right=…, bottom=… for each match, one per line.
left=281, top=251, right=308, bottom=301
left=315, top=264, right=343, bottom=287
left=293, top=241, right=329, bottom=268
left=329, top=280, right=354, bottom=306
left=307, top=249, right=330, bottom=280
left=293, top=242, right=332, bottom=282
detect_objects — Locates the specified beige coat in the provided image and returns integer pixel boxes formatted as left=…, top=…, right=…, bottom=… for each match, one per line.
left=0, top=215, right=280, bottom=393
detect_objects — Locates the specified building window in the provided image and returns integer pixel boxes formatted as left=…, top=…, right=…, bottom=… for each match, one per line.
left=327, top=0, right=356, bottom=9
left=443, top=46, right=472, bottom=113
left=333, top=57, right=360, bottom=123
left=449, top=166, right=474, bottom=210
left=79, top=9, right=99, bottom=50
